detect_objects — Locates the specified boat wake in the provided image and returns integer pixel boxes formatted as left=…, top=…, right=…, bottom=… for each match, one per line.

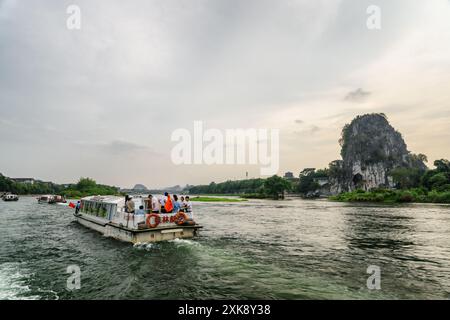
left=169, top=238, right=201, bottom=247
left=0, top=262, right=40, bottom=300
left=133, top=242, right=161, bottom=251
left=133, top=238, right=201, bottom=251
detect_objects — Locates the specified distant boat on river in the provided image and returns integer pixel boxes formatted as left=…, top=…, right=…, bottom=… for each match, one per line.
left=37, top=195, right=67, bottom=204
left=1, top=193, right=19, bottom=201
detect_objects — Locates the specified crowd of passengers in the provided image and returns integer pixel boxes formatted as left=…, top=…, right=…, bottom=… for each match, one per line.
left=124, top=192, right=193, bottom=220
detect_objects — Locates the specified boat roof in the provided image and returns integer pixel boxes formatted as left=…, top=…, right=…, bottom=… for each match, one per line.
left=81, top=195, right=123, bottom=204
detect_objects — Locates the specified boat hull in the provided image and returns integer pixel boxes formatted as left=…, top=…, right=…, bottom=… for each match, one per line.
left=74, top=213, right=202, bottom=244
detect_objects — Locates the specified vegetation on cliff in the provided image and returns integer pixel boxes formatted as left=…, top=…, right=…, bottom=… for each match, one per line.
left=330, top=113, right=427, bottom=193
left=332, top=159, right=450, bottom=203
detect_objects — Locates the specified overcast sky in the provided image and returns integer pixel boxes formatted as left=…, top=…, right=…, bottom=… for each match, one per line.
left=1, top=0, right=450, bottom=188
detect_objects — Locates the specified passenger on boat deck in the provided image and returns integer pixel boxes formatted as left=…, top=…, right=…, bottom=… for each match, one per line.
left=124, top=195, right=130, bottom=212
left=180, top=196, right=186, bottom=211
left=145, top=195, right=153, bottom=214
left=173, top=194, right=181, bottom=213
left=126, top=196, right=135, bottom=214
left=185, top=196, right=194, bottom=220
left=160, top=195, right=166, bottom=206
left=136, top=205, right=145, bottom=215
left=164, top=192, right=174, bottom=213
left=75, top=201, right=81, bottom=214
left=152, top=195, right=161, bottom=213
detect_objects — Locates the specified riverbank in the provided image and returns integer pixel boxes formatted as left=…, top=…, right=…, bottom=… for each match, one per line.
left=331, top=189, right=450, bottom=204
left=190, top=196, right=247, bottom=202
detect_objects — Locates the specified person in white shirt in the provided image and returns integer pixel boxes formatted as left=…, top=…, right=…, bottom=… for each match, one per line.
left=184, top=196, right=194, bottom=220
left=152, top=195, right=160, bottom=213
left=180, top=196, right=186, bottom=208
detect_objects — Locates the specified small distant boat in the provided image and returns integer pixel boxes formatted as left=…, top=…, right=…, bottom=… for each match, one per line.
left=49, top=195, right=67, bottom=204
left=37, top=195, right=52, bottom=204
left=2, top=194, right=19, bottom=202
left=37, top=195, right=67, bottom=204
left=73, top=195, right=202, bottom=244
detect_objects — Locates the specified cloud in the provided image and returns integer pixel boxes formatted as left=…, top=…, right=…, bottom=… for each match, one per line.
left=344, top=88, right=371, bottom=103
left=75, top=140, right=161, bottom=157
left=101, top=140, right=149, bottom=155
left=294, top=125, right=320, bottom=136
left=0, top=0, right=449, bottom=186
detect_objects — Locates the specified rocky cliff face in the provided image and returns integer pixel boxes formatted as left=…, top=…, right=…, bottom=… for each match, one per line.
left=329, top=114, right=426, bottom=194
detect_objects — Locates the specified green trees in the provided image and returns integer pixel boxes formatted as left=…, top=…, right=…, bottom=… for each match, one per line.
left=390, top=167, right=423, bottom=189
left=0, top=173, right=13, bottom=192
left=297, top=170, right=319, bottom=194
left=262, top=175, right=291, bottom=200
left=434, top=159, right=450, bottom=172
left=296, top=168, right=329, bottom=196
left=387, top=159, right=449, bottom=191
left=76, top=177, right=97, bottom=191
left=61, top=177, right=120, bottom=198
left=0, top=173, right=61, bottom=195
left=420, top=160, right=450, bottom=192
left=187, top=178, right=266, bottom=195
left=334, top=159, right=450, bottom=204
left=187, top=176, right=292, bottom=199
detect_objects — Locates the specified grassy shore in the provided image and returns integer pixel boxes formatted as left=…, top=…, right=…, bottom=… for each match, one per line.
left=190, top=196, right=247, bottom=202
left=331, top=188, right=450, bottom=204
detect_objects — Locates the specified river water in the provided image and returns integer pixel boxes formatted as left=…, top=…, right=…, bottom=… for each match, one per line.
left=1, top=196, right=450, bottom=300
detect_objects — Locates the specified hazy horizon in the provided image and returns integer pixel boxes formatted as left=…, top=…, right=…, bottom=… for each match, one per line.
left=1, top=0, right=450, bottom=189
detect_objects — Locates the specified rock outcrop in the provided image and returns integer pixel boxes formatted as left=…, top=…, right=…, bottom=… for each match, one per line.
left=329, top=113, right=426, bottom=194
left=133, top=184, right=148, bottom=191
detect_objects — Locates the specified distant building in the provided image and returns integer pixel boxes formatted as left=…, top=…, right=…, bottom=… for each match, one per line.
left=11, top=178, right=35, bottom=185
left=284, top=172, right=294, bottom=179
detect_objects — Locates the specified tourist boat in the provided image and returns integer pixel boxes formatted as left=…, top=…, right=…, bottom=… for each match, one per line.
left=2, top=194, right=19, bottom=201
left=49, top=195, right=67, bottom=204
left=73, top=196, right=202, bottom=244
left=37, top=195, right=67, bottom=204
left=37, top=195, right=53, bottom=204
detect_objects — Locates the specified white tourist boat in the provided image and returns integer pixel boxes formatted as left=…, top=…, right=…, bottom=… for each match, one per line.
left=37, top=195, right=53, bottom=204
left=2, top=193, right=19, bottom=201
left=37, top=195, right=67, bottom=204
left=74, top=195, right=202, bottom=244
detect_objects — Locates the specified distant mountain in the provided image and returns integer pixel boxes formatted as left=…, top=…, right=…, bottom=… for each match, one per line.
left=133, top=184, right=148, bottom=191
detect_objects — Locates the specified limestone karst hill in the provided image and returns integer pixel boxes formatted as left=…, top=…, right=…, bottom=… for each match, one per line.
left=329, top=113, right=427, bottom=194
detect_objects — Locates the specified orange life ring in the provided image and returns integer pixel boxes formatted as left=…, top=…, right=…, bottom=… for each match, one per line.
left=146, top=214, right=160, bottom=228
left=174, top=212, right=188, bottom=225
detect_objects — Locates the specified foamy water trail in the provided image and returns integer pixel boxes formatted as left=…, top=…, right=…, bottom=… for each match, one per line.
left=133, top=242, right=160, bottom=250
left=169, top=238, right=201, bottom=247
left=0, top=263, right=40, bottom=300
